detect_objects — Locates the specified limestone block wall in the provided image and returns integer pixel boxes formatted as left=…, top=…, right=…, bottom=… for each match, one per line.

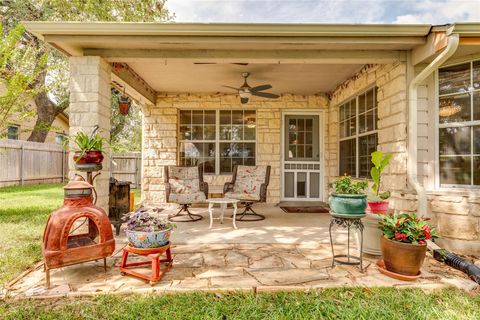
left=327, top=62, right=410, bottom=212
left=142, top=93, right=329, bottom=205
left=69, top=56, right=112, bottom=212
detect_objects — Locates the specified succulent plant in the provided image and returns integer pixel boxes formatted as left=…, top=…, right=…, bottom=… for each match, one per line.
left=123, top=206, right=175, bottom=232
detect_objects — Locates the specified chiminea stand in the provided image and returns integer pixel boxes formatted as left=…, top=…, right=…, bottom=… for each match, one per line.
left=119, top=243, right=173, bottom=285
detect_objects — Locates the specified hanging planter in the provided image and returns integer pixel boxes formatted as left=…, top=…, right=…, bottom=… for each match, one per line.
left=118, top=95, right=131, bottom=116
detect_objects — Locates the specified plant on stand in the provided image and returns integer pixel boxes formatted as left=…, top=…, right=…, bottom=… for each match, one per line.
left=65, top=125, right=108, bottom=170
left=368, top=151, right=392, bottom=213
left=380, top=212, right=438, bottom=277
left=329, top=175, right=368, bottom=214
left=123, top=207, right=175, bottom=248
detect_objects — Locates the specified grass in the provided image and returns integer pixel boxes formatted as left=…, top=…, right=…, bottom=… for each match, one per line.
left=0, top=183, right=141, bottom=285
left=0, top=288, right=479, bottom=319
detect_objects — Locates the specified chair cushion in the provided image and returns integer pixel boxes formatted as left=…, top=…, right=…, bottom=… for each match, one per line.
left=225, top=191, right=260, bottom=202
left=169, top=191, right=206, bottom=204
left=168, top=166, right=200, bottom=194
left=233, top=165, right=267, bottom=198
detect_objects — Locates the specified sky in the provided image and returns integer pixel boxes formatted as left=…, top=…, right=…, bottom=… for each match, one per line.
left=166, top=0, right=480, bottom=24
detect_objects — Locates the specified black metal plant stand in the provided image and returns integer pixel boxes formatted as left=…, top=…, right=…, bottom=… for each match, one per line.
left=329, top=212, right=365, bottom=271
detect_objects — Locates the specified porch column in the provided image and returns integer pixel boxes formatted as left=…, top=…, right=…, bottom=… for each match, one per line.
left=69, top=56, right=112, bottom=212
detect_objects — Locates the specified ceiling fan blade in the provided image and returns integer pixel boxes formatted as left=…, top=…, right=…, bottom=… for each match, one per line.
left=222, top=85, right=240, bottom=91
left=240, top=97, right=249, bottom=104
left=252, top=91, right=280, bottom=99
left=250, top=84, right=272, bottom=92
left=194, top=62, right=217, bottom=64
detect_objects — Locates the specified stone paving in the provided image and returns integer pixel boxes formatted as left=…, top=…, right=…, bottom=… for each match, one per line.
left=4, top=241, right=478, bottom=299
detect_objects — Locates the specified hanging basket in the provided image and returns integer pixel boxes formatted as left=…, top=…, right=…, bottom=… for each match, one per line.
left=118, top=97, right=131, bottom=116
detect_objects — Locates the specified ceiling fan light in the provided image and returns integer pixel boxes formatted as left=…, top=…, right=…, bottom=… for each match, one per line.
left=239, top=90, right=251, bottom=99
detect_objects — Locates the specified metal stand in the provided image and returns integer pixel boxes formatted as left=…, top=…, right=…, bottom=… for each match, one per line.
left=329, top=212, right=365, bottom=271
left=235, top=202, right=265, bottom=221
left=168, top=204, right=203, bottom=222
left=74, top=163, right=102, bottom=204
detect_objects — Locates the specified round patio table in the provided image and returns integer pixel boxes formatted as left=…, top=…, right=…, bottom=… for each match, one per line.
left=329, top=211, right=366, bottom=271
left=207, top=198, right=239, bottom=229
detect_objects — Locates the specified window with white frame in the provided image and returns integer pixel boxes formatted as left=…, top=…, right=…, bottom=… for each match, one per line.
left=438, top=59, right=480, bottom=187
left=178, top=110, right=256, bottom=174
left=338, top=87, right=378, bottom=178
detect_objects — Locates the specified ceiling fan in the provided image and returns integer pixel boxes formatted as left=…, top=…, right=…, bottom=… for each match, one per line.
left=223, top=72, right=280, bottom=104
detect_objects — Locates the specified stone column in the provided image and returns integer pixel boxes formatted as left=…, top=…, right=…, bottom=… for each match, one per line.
left=69, top=56, right=111, bottom=212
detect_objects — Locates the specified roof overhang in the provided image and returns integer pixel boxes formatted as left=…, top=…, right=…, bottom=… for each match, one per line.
left=23, top=22, right=433, bottom=57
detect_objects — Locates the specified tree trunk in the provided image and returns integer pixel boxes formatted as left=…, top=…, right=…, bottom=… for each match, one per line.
left=26, top=90, right=60, bottom=142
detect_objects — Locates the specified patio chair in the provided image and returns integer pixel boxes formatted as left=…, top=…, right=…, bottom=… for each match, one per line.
left=223, top=165, right=271, bottom=221
left=165, top=165, right=208, bottom=222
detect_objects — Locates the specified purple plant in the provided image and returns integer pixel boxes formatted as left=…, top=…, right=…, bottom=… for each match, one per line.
left=122, top=206, right=175, bottom=232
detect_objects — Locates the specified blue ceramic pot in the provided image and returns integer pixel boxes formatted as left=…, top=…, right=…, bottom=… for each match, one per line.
left=328, top=193, right=367, bottom=214
left=126, top=228, right=172, bottom=248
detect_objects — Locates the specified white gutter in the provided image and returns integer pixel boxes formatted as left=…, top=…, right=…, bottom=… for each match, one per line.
left=407, top=30, right=459, bottom=216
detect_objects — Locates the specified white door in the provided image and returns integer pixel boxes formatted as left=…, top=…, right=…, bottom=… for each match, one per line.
left=282, top=113, right=323, bottom=201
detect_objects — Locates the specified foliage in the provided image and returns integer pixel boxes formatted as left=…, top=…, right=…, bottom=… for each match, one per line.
left=110, top=88, right=142, bottom=152
left=332, top=175, right=368, bottom=195
left=369, top=151, right=392, bottom=201
left=1, top=288, right=480, bottom=319
left=0, top=24, right=48, bottom=138
left=380, top=212, right=438, bottom=245
left=0, top=183, right=141, bottom=284
left=64, top=126, right=108, bottom=161
left=123, top=206, right=175, bottom=232
left=1, top=0, right=173, bottom=142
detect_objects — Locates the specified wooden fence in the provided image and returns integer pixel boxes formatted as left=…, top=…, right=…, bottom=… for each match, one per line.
left=0, top=140, right=141, bottom=188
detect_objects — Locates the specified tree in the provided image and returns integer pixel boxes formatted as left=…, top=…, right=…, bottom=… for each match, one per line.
left=0, top=24, right=48, bottom=138
left=0, top=0, right=172, bottom=142
left=110, top=89, right=142, bottom=152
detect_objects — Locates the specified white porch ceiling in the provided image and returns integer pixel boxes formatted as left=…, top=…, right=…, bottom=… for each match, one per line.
left=127, top=61, right=364, bottom=95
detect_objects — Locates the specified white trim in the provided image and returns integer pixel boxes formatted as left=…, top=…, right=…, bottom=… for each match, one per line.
left=280, top=109, right=325, bottom=201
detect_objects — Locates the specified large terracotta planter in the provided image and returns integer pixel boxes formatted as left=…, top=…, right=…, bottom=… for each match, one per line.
left=328, top=193, right=367, bottom=214
left=73, top=150, right=104, bottom=165
left=380, top=236, right=427, bottom=276
left=367, top=201, right=389, bottom=213
left=363, top=213, right=383, bottom=255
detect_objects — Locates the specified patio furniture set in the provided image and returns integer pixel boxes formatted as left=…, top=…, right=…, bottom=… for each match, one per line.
left=165, top=164, right=271, bottom=228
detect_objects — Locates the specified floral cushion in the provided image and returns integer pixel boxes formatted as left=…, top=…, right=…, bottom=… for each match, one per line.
left=225, top=191, right=260, bottom=201
left=168, top=166, right=200, bottom=194
left=231, top=165, right=267, bottom=200
left=169, top=191, right=206, bottom=204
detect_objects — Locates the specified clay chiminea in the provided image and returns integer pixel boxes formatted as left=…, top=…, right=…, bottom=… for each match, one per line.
left=42, top=180, right=115, bottom=288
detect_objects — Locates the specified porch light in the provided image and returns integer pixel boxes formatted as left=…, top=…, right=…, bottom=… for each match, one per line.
left=439, top=99, right=462, bottom=118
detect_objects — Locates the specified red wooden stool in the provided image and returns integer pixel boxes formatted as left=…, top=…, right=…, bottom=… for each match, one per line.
left=119, top=243, right=173, bottom=285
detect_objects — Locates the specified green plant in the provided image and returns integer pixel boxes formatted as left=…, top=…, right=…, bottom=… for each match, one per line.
left=332, top=175, right=368, bottom=195
left=380, top=212, right=438, bottom=245
left=369, top=151, right=392, bottom=201
left=64, top=126, right=108, bottom=161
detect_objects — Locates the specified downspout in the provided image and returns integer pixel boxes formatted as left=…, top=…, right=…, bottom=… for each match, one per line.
left=407, top=30, right=459, bottom=216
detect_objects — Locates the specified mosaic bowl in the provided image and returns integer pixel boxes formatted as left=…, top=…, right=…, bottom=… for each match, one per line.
left=126, top=228, right=172, bottom=248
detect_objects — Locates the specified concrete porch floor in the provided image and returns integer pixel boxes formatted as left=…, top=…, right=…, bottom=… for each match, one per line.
left=4, top=205, right=478, bottom=299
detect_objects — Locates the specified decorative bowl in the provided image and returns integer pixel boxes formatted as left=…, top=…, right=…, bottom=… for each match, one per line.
left=126, top=228, right=172, bottom=248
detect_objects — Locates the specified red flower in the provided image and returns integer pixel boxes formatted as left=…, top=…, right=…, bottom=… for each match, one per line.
left=394, top=233, right=407, bottom=241
left=422, top=226, right=432, bottom=239
left=418, top=240, right=425, bottom=245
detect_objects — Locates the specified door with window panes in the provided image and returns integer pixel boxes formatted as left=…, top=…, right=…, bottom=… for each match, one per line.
left=283, top=114, right=322, bottom=200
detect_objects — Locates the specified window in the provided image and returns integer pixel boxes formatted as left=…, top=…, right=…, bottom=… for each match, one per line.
left=438, top=60, right=480, bottom=187
left=7, top=125, right=19, bottom=140
left=338, top=87, right=378, bottom=178
left=178, top=110, right=256, bottom=174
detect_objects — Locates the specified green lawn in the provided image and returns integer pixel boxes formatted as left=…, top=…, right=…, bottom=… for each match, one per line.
left=0, top=183, right=141, bottom=285
left=1, top=288, right=479, bottom=319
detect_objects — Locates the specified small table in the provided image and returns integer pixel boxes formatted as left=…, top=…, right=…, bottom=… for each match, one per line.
left=329, top=212, right=366, bottom=271
left=207, top=198, right=239, bottom=229
left=119, top=243, right=173, bottom=285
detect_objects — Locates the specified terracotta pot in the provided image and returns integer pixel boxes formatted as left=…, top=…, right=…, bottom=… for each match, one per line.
left=73, top=150, right=104, bottom=165
left=367, top=201, right=389, bottom=213
left=118, top=101, right=130, bottom=115
left=380, top=236, right=427, bottom=276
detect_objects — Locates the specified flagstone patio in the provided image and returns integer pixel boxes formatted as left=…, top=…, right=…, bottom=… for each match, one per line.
left=4, top=206, right=478, bottom=299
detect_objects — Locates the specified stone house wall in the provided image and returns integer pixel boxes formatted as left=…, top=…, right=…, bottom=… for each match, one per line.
left=142, top=93, right=329, bottom=205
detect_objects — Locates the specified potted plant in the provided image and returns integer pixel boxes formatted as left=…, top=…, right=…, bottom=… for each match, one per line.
left=118, top=95, right=131, bottom=116
left=368, top=151, right=392, bottom=213
left=380, top=212, right=438, bottom=276
left=66, top=126, right=107, bottom=167
left=123, top=207, right=175, bottom=248
left=329, top=175, right=368, bottom=214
